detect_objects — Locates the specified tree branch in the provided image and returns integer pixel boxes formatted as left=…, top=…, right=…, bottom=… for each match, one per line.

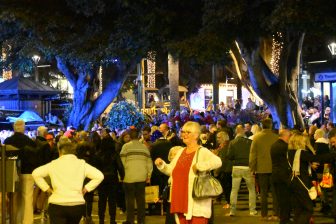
left=287, top=33, right=305, bottom=85
left=55, top=56, right=76, bottom=87
left=258, top=55, right=279, bottom=85
left=90, top=59, right=138, bottom=120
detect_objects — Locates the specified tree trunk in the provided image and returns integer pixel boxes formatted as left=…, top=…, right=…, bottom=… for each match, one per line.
left=56, top=57, right=134, bottom=130
left=231, top=33, right=305, bottom=129
left=168, top=53, right=180, bottom=111
left=212, top=64, right=219, bottom=110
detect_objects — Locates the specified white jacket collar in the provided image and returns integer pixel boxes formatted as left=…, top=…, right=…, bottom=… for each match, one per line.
left=315, top=137, right=329, bottom=144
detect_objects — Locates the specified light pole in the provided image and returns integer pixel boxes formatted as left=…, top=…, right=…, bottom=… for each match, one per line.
left=32, top=55, right=40, bottom=82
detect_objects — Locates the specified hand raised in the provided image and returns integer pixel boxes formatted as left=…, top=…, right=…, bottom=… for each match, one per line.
left=155, top=158, right=163, bottom=166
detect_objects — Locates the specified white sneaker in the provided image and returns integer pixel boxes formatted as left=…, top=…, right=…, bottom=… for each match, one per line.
left=249, top=210, right=258, bottom=216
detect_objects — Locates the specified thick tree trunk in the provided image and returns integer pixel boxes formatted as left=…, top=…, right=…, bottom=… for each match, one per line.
left=56, top=57, right=134, bottom=130
left=168, top=53, right=180, bottom=111
left=231, top=33, right=305, bottom=129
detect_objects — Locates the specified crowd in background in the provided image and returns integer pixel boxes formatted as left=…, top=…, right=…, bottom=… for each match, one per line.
left=1, top=93, right=336, bottom=224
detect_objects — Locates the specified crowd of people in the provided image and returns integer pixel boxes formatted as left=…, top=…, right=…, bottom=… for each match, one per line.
left=2, top=95, right=336, bottom=224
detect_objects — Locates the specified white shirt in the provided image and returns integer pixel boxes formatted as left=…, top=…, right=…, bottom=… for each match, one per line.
left=32, top=154, right=104, bottom=206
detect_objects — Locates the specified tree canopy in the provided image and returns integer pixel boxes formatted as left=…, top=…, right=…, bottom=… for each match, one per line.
left=1, top=0, right=336, bottom=129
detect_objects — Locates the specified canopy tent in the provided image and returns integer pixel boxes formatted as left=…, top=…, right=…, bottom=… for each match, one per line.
left=0, top=76, right=61, bottom=118
left=0, top=76, right=61, bottom=99
left=6, top=110, right=44, bottom=123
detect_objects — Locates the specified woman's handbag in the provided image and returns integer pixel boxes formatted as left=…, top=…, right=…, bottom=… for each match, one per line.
left=296, top=176, right=318, bottom=200
left=286, top=151, right=317, bottom=200
left=192, top=148, right=223, bottom=199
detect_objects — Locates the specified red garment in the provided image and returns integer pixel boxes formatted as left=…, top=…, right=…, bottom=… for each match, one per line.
left=170, top=149, right=196, bottom=214
left=177, top=213, right=209, bottom=224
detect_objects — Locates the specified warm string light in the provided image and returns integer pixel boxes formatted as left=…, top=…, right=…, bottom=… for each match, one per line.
left=1, top=50, right=12, bottom=80
left=3, top=70, right=12, bottom=80
left=270, top=32, right=283, bottom=75
left=146, top=52, right=156, bottom=88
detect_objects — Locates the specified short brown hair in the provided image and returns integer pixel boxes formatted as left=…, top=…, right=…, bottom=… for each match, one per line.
left=261, top=118, right=273, bottom=129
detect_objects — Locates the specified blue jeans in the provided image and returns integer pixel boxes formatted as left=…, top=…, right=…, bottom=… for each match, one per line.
left=230, top=166, right=256, bottom=213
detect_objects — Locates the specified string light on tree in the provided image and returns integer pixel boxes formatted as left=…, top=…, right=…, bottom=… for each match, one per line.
left=146, top=51, right=156, bottom=88
left=1, top=50, right=12, bottom=80
left=270, top=32, right=283, bottom=75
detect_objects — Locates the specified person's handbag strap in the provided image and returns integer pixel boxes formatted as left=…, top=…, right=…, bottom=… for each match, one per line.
left=195, top=147, right=200, bottom=163
left=286, top=151, right=309, bottom=191
left=195, top=147, right=206, bottom=174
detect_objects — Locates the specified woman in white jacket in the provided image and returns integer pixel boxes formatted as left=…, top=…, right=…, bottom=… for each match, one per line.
left=155, top=121, right=222, bottom=224
left=32, top=137, right=104, bottom=224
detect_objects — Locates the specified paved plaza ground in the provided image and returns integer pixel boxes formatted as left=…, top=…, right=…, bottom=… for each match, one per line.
left=32, top=186, right=335, bottom=224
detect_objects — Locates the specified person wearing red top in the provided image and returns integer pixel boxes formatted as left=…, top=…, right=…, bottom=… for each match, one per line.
left=155, top=121, right=222, bottom=224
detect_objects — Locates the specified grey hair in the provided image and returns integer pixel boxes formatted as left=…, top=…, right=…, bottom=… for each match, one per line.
left=217, top=131, right=229, bottom=141
left=57, top=136, right=76, bottom=155
left=37, top=126, right=48, bottom=137
left=182, top=121, right=201, bottom=137
left=13, top=119, right=25, bottom=133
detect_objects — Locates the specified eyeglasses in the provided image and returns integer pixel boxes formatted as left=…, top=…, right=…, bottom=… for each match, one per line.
left=181, top=130, right=192, bottom=134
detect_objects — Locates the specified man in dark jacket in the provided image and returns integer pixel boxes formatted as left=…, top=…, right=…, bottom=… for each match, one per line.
left=150, top=133, right=172, bottom=215
left=271, top=129, right=292, bottom=224
left=76, top=131, right=97, bottom=224
left=33, top=126, right=53, bottom=217
left=4, top=119, right=37, bottom=224
left=227, top=125, right=257, bottom=216
left=96, top=128, right=125, bottom=224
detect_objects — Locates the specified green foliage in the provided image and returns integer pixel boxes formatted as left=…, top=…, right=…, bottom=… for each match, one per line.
left=0, top=0, right=160, bottom=70
left=105, top=101, right=144, bottom=131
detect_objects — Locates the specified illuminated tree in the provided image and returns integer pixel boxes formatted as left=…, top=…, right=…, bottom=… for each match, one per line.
left=176, top=0, right=336, bottom=129
left=0, top=0, right=157, bottom=129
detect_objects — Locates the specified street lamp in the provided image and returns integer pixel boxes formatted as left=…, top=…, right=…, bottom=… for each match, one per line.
left=328, top=42, right=336, bottom=56
left=32, top=55, right=40, bottom=82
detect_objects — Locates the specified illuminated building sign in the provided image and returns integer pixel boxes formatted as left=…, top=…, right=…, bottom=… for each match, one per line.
left=315, top=72, right=336, bottom=82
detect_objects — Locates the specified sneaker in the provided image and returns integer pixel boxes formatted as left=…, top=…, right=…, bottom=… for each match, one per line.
left=223, top=203, right=230, bottom=209
left=250, top=210, right=258, bottom=216
left=268, top=216, right=279, bottom=221
left=229, top=211, right=235, bottom=216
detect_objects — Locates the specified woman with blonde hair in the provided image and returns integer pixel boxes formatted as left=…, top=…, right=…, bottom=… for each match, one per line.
left=155, top=121, right=222, bottom=223
left=249, top=124, right=261, bottom=140
left=287, top=132, right=335, bottom=224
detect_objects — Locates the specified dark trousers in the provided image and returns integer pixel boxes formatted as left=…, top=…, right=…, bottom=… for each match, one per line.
left=84, top=191, right=94, bottom=217
left=291, top=179, right=313, bottom=224
left=208, top=201, right=214, bottom=224
left=98, top=183, right=118, bottom=224
left=116, top=182, right=126, bottom=212
left=220, top=172, right=232, bottom=204
left=257, top=173, right=278, bottom=217
left=332, top=187, right=336, bottom=218
left=48, top=203, right=85, bottom=224
left=165, top=202, right=176, bottom=224
left=124, top=182, right=146, bottom=224
left=273, top=181, right=291, bottom=224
